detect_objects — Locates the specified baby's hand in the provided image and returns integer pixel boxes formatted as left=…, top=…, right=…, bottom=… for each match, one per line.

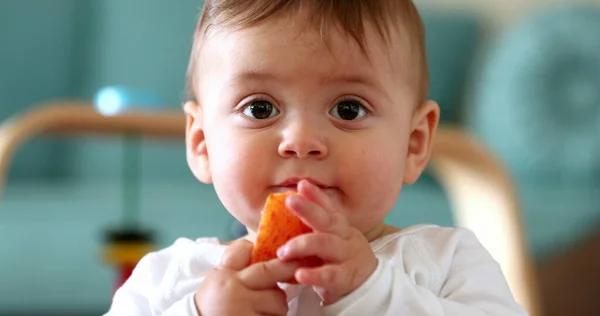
left=278, top=180, right=378, bottom=305
left=195, top=239, right=298, bottom=316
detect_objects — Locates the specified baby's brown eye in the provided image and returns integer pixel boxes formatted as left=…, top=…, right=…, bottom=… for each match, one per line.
left=243, top=100, right=279, bottom=119
left=330, top=100, right=366, bottom=120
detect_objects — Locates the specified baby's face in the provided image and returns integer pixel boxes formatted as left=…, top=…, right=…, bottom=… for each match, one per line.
left=186, top=11, right=437, bottom=241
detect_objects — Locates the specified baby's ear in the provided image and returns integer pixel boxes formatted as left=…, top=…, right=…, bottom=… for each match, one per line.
left=184, top=101, right=212, bottom=184
left=403, top=100, right=440, bottom=184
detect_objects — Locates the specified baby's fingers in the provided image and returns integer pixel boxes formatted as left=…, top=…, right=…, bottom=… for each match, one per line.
left=239, top=259, right=300, bottom=290
left=286, top=194, right=351, bottom=239
left=277, top=233, right=347, bottom=263
left=294, top=265, right=350, bottom=303
left=219, top=238, right=253, bottom=271
left=253, top=288, right=288, bottom=316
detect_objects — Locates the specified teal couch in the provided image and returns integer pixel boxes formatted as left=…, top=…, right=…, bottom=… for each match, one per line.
left=1, top=1, right=599, bottom=314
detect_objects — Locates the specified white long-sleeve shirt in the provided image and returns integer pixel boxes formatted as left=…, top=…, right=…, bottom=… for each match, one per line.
left=104, top=225, right=528, bottom=316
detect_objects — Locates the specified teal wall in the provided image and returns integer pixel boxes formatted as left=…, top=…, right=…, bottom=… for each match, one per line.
left=0, top=0, right=86, bottom=180
left=67, top=0, right=200, bottom=180
left=78, top=0, right=198, bottom=101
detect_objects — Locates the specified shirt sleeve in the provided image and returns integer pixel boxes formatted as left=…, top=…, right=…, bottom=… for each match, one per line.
left=103, top=241, right=204, bottom=316
left=322, top=229, right=529, bottom=316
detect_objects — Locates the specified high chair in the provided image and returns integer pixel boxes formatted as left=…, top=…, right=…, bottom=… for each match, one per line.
left=0, top=100, right=543, bottom=316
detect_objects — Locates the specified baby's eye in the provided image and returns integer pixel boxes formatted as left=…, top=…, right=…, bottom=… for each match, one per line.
left=242, top=100, right=280, bottom=119
left=329, top=100, right=367, bottom=120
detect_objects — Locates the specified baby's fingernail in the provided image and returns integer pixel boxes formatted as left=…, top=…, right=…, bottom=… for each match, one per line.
left=287, top=194, right=303, bottom=207
left=307, top=180, right=319, bottom=189
left=277, top=246, right=288, bottom=258
left=298, top=180, right=311, bottom=190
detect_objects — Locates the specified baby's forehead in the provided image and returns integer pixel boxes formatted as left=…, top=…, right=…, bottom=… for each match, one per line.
left=210, top=9, right=412, bottom=58
left=199, top=20, right=408, bottom=92
left=210, top=16, right=410, bottom=73
left=187, top=1, right=427, bottom=102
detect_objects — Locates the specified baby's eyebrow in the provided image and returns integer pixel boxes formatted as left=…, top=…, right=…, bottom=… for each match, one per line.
left=231, top=70, right=377, bottom=86
left=324, top=73, right=375, bottom=87
left=233, top=71, right=279, bottom=82
left=227, top=70, right=392, bottom=102
left=324, top=73, right=392, bottom=102
left=225, top=71, right=283, bottom=89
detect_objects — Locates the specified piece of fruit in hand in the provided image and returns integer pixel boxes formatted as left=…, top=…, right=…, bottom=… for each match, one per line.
left=251, top=191, right=320, bottom=267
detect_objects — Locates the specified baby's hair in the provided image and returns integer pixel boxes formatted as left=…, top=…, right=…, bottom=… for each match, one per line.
left=185, top=0, right=429, bottom=103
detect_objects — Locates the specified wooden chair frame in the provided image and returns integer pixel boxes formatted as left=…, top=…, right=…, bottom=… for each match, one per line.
left=0, top=100, right=542, bottom=315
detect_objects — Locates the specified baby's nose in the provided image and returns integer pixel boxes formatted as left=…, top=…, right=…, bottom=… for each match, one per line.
left=278, top=125, right=328, bottom=159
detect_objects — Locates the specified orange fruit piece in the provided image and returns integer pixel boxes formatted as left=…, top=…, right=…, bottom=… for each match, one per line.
left=251, top=191, right=312, bottom=264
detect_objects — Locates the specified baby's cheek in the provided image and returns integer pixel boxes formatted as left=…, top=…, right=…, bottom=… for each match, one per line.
left=356, top=143, right=403, bottom=186
left=343, top=143, right=404, bottom=222
left=209, top=147, right=270, bottom=228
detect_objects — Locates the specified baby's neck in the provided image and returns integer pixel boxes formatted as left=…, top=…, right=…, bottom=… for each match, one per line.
left=364, top=224, right=401, bottom=243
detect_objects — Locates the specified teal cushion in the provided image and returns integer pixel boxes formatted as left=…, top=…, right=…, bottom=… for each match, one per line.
left=466, top=3, right=600, bottom=182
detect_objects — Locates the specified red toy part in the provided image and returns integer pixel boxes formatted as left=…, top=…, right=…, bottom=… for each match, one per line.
left=114, top=263, right=136, bottom=294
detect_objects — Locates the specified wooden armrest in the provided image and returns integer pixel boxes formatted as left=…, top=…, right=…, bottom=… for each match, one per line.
left=429, top=125, right=542, bottom=316
left=0, top=100, right=185, bottom=195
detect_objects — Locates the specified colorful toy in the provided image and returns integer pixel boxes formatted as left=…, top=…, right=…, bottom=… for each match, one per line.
left=103, top=227, right=154, bottom=293
left=94, top=86, right=161, bottom=293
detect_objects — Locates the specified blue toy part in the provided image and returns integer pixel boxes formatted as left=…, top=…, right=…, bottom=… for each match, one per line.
left=94, top=86, right=163, bottom=116
left=466, top=3, right=600, bottom=183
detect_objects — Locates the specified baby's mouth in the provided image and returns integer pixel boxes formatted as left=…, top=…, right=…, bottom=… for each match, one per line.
left=277, top=177, right=330, bottom=191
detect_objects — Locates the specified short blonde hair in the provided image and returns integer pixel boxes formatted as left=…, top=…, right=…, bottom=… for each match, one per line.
left=185, top=0, right=429, bottom=102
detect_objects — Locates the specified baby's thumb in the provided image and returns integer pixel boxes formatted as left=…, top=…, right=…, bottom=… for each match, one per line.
left=219, top=238, right=253, bottom=271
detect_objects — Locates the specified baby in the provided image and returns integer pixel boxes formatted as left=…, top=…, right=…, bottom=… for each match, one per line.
left=106, top=0, right=528, bottom=315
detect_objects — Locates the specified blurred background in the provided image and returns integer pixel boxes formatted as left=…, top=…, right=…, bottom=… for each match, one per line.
left=1, top=0, right=599, bottom=315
